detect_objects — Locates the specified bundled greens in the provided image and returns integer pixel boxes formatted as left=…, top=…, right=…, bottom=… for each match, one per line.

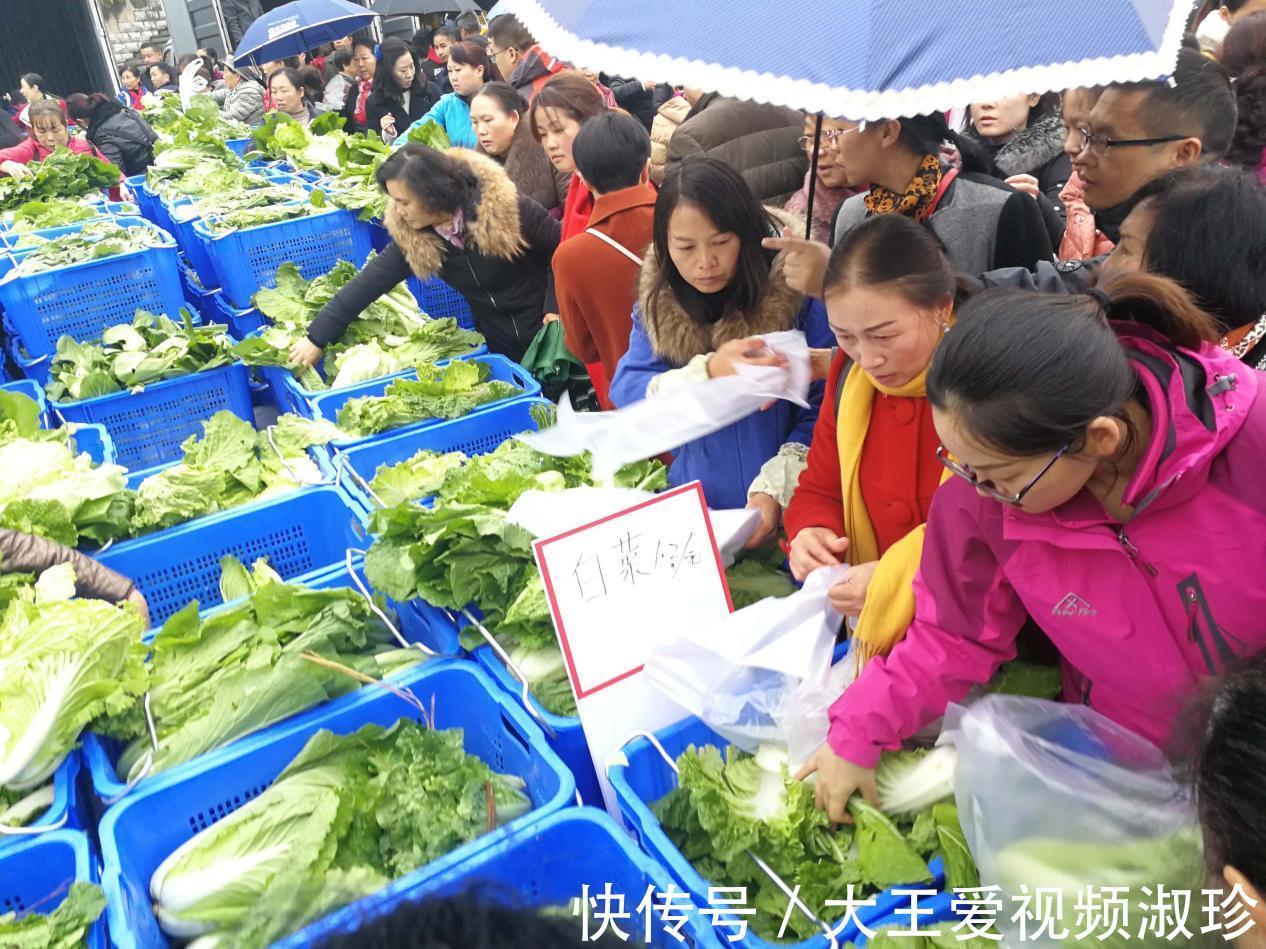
left=0, top=563, right=148, bottom=793
left=4, top=219, right=165, bottom=278
left=0, top=147, right=120, bottom=212
left=45, top=310, right=239, bottom=401
left=336, top=361, right=519, bottom=437
left=130, top=412, right=345, bottom=532
left=251, top=111, right=351, bottom=174
left=0, top=392, right=133, bottom=546
left=149, top=719, right=529, bottom=947
left=366, top=437, right=667, bottom=715
left=201, top=201, right=319, bottom=236
left=243, top=260, right=484, bottom=390
left=4, top=197, right=101, bottom=232
left=146, top=162, right=269, bottom=202
left=99, top=566, right=427, bottom=784
left=654, top=745, right=966, bottom=943
left=148, top=96, right=247, bottom=172
left=0, top=882, right=106, bottom=948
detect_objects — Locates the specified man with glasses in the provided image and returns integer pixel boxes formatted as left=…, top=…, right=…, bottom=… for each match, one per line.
left=487, top=13, right=567, bottom=103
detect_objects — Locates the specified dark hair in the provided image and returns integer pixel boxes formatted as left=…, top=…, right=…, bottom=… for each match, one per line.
left=298, top=66, right=325, bottom=102
left=352, top=38, right=376, bottom=54
left=269, top=66, right=306, bottom=100
left=138, top=43, right=161, bottom=55
left=410, top=27, right=434, bottom=54
left=471, top=80, right=525, bottom=118
left=313, top=891, right=629, bottom=948
left=572, top=110, right=650, bottom=193
left=1189, top=653, right=1266, bottom=893
left=447, top=41, right=502, bottom=87
left=529, top=72, right=605, bottom=141
left=1133, top=166, right=1266, bottom=333
left=65, top=92, right=119, bottom=123
left=822, top=214, right=956, bottom=310
left=199, top=46, right=219, bottom=62
left=1220, top=12, right=1266, bottom=171
left=26, top=100, right=67, bottom=129
left=455, top=12, right=481, bottom=35
left=176, top=54, right=212, bottom=83
left=376, top=143, right=480, bottom=220
left=20, top=73, right=45, bottom=92
left=435, top=23, right=462, bottom=45
left=120, top=65, right=143, bottom=83
left=927, top=273, right=1220, bottom=456
left=374, top=38, right=417, bottom=99
left=328, top=48, right=353, bottom=74
left=487, top=13, right=536, bottom=52
left=894, top=112, right=989, bottom=175
left=1126, top=47, right=1237, bottom=158
left=148, top=62, right=175, bottom=87
left=647, top=156, right=777, bottom=332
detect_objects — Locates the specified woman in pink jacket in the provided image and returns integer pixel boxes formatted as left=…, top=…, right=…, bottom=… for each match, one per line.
left=799, top=271, right=1266, bottom=821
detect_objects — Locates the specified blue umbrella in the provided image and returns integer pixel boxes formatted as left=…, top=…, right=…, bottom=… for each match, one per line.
left=232, top=0, right=380, bottom=66
left=489, top=0, right=1190, bottom=120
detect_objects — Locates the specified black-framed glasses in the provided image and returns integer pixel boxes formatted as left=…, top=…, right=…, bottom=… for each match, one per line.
left=1074, top=126, right=1190, bottom=157
left=487, top=45, right=513, bottom=59
left=936, top=444, right=1069, bottom=506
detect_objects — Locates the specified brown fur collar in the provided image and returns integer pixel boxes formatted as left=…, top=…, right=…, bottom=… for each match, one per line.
left=500, top=119, right=561, bottom=211
left=636, top=208, right=807, bottom=366
left=385, top=147, right=527, bottom=280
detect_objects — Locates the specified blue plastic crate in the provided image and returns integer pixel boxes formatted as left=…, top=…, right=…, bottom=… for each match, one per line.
left=408, top=274, right=476, bottom=331
left=0, top=201, right=138, bottom=238
left=139, top=181, right=175, bottom=234
left=282, top=807, right=726, bottom=949
left=0, top=217, right=185, bottom=358
left=69, top=423, right=115, bottom=466
left=123, top=174, right=160, bottom=224
left=99, top=661, right=575, bottom=949
left=169, top=204, right=220, bottom=289
left=0, top=752, right=84, bottom=853
left=193, top=206, right=373, bottom=309
left=311, top=354, right=541, bottom=450
left=93, top=484, right=371, bottom=626
left=608, top=717, right=948, bottom=949
left=210, top=293, right=265, bottom=341
left=0, top=830, right=106, bottom=949
left=336, top=397, right=547, bottom=513
left=82, top=558, right=456, bottom=805
left=50, top=363, right=254, bottom=470
left=177, top=261, right=221, bottom=321
left=0, top=377, right=47, bottom=423
left=225, top=136, right=252, bottom=157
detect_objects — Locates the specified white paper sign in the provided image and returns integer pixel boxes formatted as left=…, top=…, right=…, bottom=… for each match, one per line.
left=533, top=481, right=733, bottom=812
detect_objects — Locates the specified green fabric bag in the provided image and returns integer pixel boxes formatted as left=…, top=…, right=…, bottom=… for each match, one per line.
left=521, top=320, right=597, bottom=408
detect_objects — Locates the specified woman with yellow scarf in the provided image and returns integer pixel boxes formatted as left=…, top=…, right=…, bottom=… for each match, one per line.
left=783, top=214, right=958, bottom=667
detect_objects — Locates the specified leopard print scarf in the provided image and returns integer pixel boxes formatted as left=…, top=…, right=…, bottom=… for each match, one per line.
left=863, top=153, right=943, bottom=223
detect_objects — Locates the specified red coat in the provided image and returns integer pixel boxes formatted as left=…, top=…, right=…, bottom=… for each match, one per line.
left=559, top=174, right=594, bottom=242
left=553, top=183, right=656, bottom=406
left=784, top=351, right=942, bottom=554
left=0, top=135, right=106, bottom=172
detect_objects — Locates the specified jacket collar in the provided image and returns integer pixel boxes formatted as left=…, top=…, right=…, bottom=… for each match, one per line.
left=588, top=184, right=657, bottom=228
left=964, top=111, right=1065, bottom=179
left=385, top=147, right=526, bottom=279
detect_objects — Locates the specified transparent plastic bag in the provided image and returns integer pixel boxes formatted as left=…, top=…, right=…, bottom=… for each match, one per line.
left=643, top=565, right=853, bottom=768
left=940, top=696, right=1207, bottom=948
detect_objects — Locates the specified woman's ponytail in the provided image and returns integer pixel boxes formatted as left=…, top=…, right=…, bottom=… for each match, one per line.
left=1092, top=271, right=1222, bottom=351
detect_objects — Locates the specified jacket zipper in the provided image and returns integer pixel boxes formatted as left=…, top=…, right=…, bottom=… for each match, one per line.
left=1179, top=575, right=1240, bottom=673
left=1115, top=527, right=1157, bottom=576
left=465, top=257, right=500, bottom=313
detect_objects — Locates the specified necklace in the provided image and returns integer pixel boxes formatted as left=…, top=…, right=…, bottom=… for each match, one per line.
left=1221, top=313, right=1266, bottom=359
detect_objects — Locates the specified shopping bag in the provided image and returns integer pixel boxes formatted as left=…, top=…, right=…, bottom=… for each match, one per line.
left=940, top=696, right=1208, bottom=948
left=520, top=320, right=593, bottom=405
left=643, top=564, right=852, bottom=768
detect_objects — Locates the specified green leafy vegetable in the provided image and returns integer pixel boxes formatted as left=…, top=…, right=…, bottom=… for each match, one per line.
left=4, top=219, right=165, bottom=278
left=875, top=746, right=956, bottom=817
left=202, top=202, right=319, bottom=236
left=45, top=310, right=239, bottom=402
left=368, top=448, right=468, bottom=507
left=336, top=361, right=519, bottom=437
left=403, top=119, right=451, bottom=151
left=99, top=574, right=426, bottom=783
left=0, top=881, right=106, bottom=948
left=0, top=147, right=120, bottom=212
left=149, top=719, right=529, bottom=947
left=984, top=660, right=1063, bottom=700
left=5, top=198, right=99, bottom=232
left=0, top=565, right=147, bottom=791
left=725, top=554, right=797, bottom=610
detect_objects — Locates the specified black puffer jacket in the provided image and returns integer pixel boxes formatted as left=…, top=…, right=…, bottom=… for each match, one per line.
left=83, top=99, right=157, bottom=176
left=364, top=76, right=442, bottom=141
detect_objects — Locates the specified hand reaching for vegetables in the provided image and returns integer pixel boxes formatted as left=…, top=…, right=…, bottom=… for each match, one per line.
left=788, top=527, right=848, bottom=581
left=796, top=744, right=878, bottom=824
left=744, top=492, right=781, bottom=549
left=288, top=338, right=324, bottom=369
left=1, top=160, right=32, bottom=179
left=126, top=588, right=151, bottom=630
left=828, top=559, right=879, bottom=617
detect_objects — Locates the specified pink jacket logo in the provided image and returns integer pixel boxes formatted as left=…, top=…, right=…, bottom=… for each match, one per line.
left=1053, top=593, right=1098, bottom=617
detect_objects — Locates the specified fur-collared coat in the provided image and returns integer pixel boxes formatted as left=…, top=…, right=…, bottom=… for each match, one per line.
left=482, top=117, right=571, bottom=215
left=609, top=235, right=835, bottom=509
left=306, top=149, right=560, bottom=362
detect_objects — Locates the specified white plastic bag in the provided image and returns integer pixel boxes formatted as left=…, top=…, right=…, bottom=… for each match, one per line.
left=940, top=696, right=1206, bottom=948
left=518, top=330, right=811, bottom=479
left=643, top=565, right=852, bottom=768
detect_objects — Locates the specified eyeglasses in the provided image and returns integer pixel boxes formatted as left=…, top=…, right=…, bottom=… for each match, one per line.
left=487, top=45, right=513, bottom=59
left=936, top=444, right=1069, bottom=506
left=796, top=125, right=861, bottom=150
left=1073, top=126, right=1191, bottom=157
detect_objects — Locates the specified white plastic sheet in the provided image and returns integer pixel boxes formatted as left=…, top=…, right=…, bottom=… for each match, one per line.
left=517, top=330, right=811, bottom=479
left=643, top=564, right=853, bottom=768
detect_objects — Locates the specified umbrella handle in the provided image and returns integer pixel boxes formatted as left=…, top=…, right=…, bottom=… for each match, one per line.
left=805, top=112, right=824, bottom=241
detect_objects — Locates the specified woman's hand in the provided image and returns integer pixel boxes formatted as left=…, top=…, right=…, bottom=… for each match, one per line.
left=809, top=347, right=835, bottom=383
left=788, top=527, right=848, bottom=581
left=543, top=312, right=561, bottom=324
left=762, top=228, right=831, bottom=297
left=1004, top=173, right=1040, bottom=199
left=126, top=588, right=151, bottom=629
left=828, top=559, right=879, bottom=617
left=288, top=338, right=324, bottom=368
left=744, top=492, right=782, bottom=549
left=796, top=744, right=878, bottom=824
left=707, top=337, right=789, bottom=379
left=1, top=160, right=32, bottom=179
left=380, top=114, right=397, bottom=141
